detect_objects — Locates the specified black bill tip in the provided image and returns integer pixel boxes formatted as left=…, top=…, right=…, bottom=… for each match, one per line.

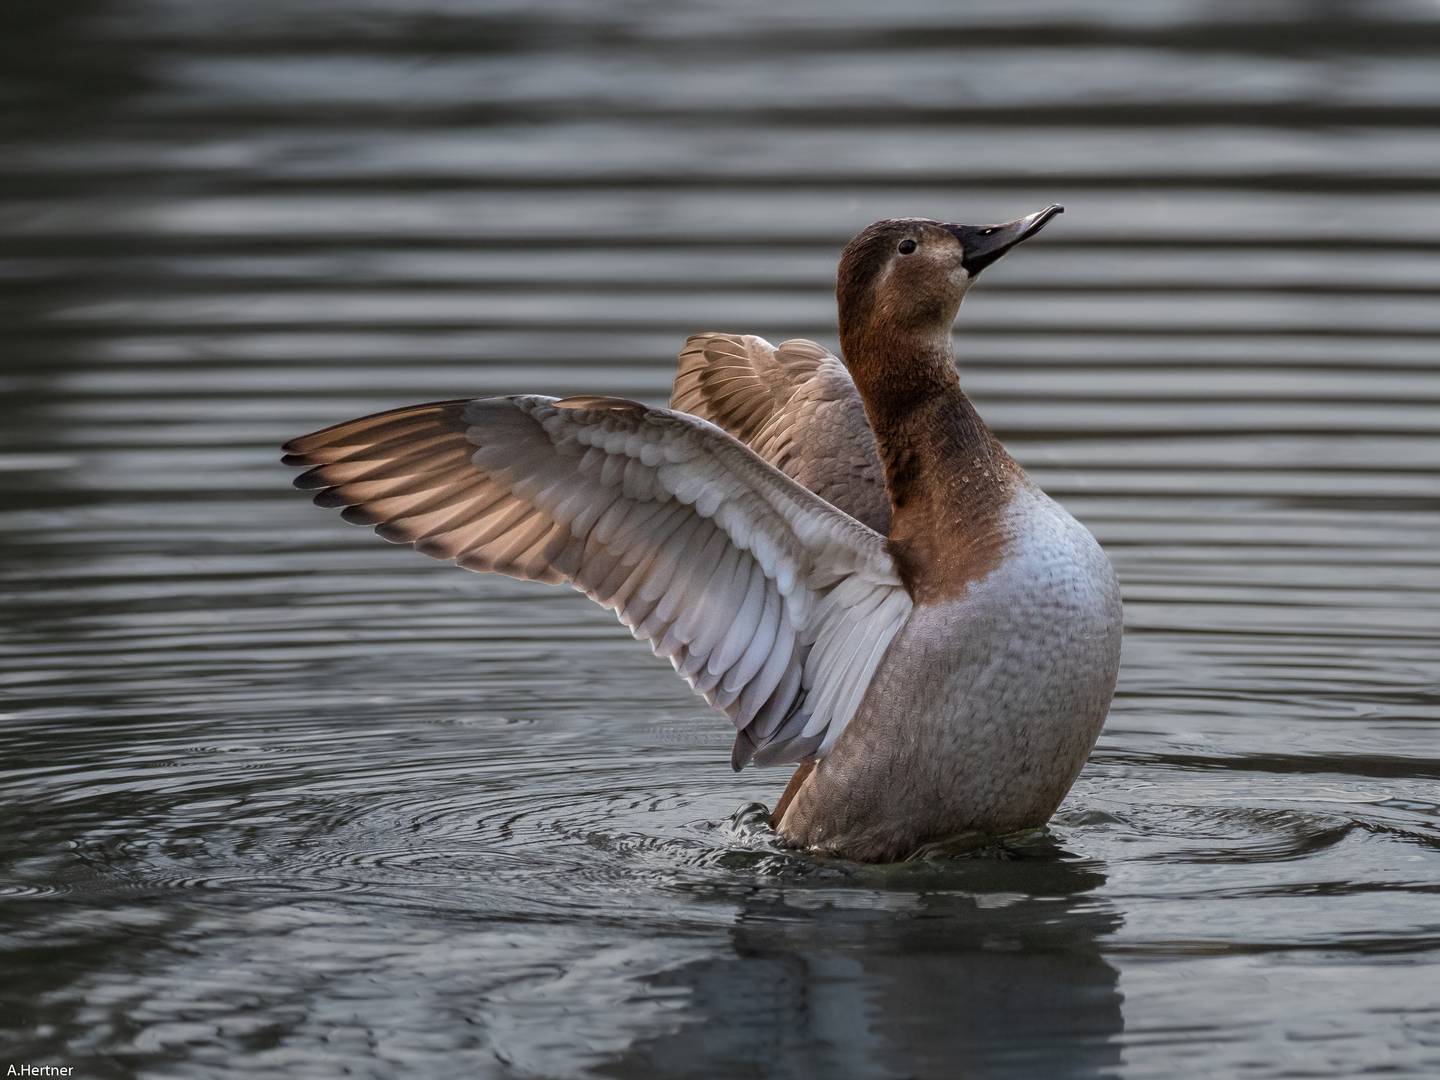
left=948, top=204, right=1064, bottom=277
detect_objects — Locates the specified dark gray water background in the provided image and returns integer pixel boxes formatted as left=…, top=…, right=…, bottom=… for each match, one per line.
left=2, top=1, right=1439, bottom=1076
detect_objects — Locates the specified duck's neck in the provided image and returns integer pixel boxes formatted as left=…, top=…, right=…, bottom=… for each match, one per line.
left=841, top=321, right=1018, bottom=599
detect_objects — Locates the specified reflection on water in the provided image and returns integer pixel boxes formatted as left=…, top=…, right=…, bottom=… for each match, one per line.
left=2, top=0, right=1439, bottom=1077
left=613, top=835, right=1123, bottom=1080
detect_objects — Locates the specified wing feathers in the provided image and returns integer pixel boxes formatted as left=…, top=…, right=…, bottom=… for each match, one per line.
left=284, top=395, right=910, bottom=767
left=672, top=334, right=891, bottom=533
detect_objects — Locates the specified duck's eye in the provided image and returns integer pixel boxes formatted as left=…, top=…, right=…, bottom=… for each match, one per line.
left=897, top=239, right=917, bottom=255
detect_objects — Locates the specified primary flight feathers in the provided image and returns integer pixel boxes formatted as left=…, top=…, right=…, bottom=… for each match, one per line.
left=283, top=389, right=912, bottom=769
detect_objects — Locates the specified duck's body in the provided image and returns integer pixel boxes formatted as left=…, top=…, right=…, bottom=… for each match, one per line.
left=781, top=482, right=1121, bottom=861
left=284, top=205, right=1123, bottom=863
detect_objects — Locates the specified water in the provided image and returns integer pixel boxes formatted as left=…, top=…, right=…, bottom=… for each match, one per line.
left=2, top=1, right=1439, bottom=1076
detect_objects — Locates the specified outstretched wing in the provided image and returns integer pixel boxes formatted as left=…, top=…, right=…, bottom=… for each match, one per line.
left=672, top=333, right=891, bottom=533
left=283, top=395, right=912, bottom=769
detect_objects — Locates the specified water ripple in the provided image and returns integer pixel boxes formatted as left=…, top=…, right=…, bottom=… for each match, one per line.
left=3, top=0, right=1440, bottom=1076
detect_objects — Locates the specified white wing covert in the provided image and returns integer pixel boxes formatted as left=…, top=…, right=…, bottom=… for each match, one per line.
left=283, top=395, right=912, bottom=768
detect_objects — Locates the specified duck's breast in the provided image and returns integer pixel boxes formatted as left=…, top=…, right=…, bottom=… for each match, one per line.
left=942, top=486, right=1125, bottom=786
left=784, top=485, right=1122, bottom=856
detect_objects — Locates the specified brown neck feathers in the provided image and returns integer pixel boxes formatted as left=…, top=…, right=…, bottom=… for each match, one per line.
left=840, top=318, right=1019, bottom=604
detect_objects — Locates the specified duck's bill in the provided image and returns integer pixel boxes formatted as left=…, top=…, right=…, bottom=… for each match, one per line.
left=948, top=204, right=1064, bottom=277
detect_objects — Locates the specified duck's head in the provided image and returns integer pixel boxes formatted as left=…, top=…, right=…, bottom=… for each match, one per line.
left=837, top=205, right=1063, bottom=348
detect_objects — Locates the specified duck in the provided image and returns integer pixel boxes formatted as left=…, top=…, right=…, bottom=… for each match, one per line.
left=282, top=205, right=1123, bottom=863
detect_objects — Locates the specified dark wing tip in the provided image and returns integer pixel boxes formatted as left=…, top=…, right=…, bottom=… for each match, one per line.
left=730, top=729, right=757, bottom=772
left=291, top=466, right=335, bottom=491
left=311, top=486, right=352, bottom=508
left=339, top=504, right=384, bottom=526
left=281, top=430, right=338, bottom=459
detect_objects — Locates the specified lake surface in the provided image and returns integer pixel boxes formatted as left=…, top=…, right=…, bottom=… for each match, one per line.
left=2, top=1, right=1439, bottom=1076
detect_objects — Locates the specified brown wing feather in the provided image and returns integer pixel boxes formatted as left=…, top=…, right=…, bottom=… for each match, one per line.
left=285, top=399, right=576, bottom=586
left=672, top=333, right=890, bottom=533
